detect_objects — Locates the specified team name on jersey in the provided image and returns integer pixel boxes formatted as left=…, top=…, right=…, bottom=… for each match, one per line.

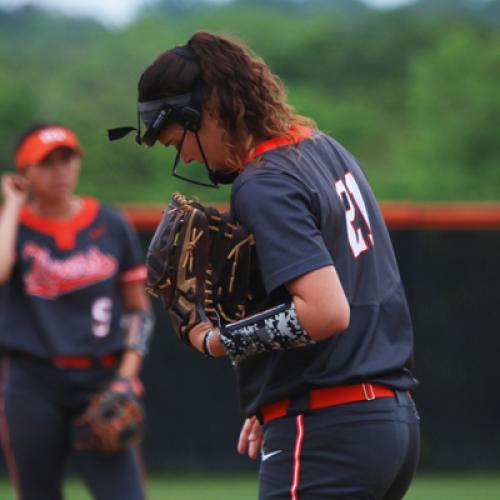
left=22, top=243, right=118, bottom=299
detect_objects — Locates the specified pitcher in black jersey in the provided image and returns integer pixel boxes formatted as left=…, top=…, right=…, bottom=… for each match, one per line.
left=0, top=123, right=153, bottom=500
left=133, top=31, right=420, bottom=500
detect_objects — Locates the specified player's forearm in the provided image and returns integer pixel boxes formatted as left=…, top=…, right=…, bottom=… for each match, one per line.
left=191, top=297, right=346, bottom=362
left=120, top=282, right=155, bottom=360
left=188, top=301, right=317, bottom=362
left=122, top=308, right=155, bottom=359
left=0, top=199, right=23, bottom=283
left=117, top=350, right=143, bottom=379
left=286, top=266, right=350, bottom=341
left=117, top=302, right=152, bottom=381
left=292, top=294, right=350, bottom=341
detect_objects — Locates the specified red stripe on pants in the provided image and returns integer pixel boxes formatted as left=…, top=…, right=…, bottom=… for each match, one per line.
left=290, top=414, right=304, bottom=500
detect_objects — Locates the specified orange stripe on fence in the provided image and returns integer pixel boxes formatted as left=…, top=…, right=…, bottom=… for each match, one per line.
left=121, top=204, right=168, bottom=232
left=381, top=202, right=500, bottom=230
left=121, top=202, right=500, bottom=232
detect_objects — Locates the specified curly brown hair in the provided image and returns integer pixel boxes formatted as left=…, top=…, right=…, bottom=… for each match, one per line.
left=138, top=31, right=315, bottom=171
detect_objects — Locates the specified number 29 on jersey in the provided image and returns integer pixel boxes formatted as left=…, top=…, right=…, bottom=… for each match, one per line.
left=335, top=172, right=375, bottom=258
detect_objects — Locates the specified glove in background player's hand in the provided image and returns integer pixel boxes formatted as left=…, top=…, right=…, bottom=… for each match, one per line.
left=72, top=376, right=145, bottom=455
left=146, top=192, right=255, bottom=346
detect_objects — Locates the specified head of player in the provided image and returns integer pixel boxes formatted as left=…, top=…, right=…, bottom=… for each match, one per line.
left=14, top=123, right=82, bottom=204
left=109, top=31, right=314, bottom=186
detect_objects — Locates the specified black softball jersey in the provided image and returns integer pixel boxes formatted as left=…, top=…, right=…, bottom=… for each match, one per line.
left=230, top=127, right=417, bottom=416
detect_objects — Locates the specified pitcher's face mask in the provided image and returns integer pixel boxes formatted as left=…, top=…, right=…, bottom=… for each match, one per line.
left=108, top=78, right=238, bottom=187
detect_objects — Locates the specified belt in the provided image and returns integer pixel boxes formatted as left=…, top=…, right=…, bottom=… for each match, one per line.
left=52, top=353, right=119, bottom=369
left=260, top=383, right=395, bottom=424
left=8, top=350, right=120, bottom=369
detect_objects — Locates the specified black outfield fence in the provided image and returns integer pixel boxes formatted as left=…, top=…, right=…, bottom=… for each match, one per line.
left=2, top=203, right=500, bottom=474
left=131, top=202, right=500, bottom=472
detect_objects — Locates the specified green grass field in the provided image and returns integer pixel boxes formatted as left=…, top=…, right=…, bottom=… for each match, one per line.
left=1, top=473, right=500, bottom=500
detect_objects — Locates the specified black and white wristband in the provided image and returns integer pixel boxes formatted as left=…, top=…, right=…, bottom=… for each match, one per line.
left=202, top=329, right=215, bottom=358
left=123, top=310, right=155, bottom=356
left=219, top=302, right=315, bottom=363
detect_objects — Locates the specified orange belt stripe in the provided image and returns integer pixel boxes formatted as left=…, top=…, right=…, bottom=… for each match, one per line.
left=261, top=383, right=396, bottom=424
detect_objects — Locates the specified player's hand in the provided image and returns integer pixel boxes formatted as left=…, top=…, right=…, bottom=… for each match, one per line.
left=237, top=416, right=262, bottom=460
left=1, top=174, right=29, bottom=207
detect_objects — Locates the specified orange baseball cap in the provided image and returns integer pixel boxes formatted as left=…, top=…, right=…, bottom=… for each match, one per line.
left=15, top=126, right=82, bottom=170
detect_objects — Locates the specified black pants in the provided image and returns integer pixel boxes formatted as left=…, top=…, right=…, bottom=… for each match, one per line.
left=0, top=355, right=145, bottom=500
left=259, top=391, right=420, bottom=500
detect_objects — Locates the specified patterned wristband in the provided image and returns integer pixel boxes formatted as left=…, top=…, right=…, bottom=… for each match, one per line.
left=219, top=302, right=315, bottom=364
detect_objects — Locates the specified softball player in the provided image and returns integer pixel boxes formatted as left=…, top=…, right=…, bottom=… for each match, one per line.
left=0, top=123, right=153, bottom=500
left=130, top=31, right=420, bottom=499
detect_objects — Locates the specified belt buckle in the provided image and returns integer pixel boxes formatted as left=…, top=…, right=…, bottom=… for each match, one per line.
left=362, top=383, right=375, bottom=401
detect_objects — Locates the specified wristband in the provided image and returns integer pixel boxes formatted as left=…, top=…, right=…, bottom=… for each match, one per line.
left=219, top=302, right=315, bottom=363
left=202, top=329, right=215, bottom=358
left=123, top=310, right=155, bottom=356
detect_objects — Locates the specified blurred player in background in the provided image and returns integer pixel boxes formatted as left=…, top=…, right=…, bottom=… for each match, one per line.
left=132, top=32, right=420, bottom=499
left=0, top=123, right=152, bottom=500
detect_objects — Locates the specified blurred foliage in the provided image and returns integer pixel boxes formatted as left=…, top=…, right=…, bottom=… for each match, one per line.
left=0, top=0, right=499, bottom=202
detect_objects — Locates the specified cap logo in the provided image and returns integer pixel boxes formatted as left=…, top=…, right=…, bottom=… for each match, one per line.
left=15, top=126, right=81, bottom=170
left=39, top=128, right=67, bottom=144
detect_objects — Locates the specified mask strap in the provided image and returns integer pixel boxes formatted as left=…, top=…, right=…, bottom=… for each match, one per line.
left=107, top=109, right=142, bottom=143
left=107, top=126, right=137, bottom=141
left=136, top=108, right=142, bottom=144
left=194, top=132, right=239, bottom=186
left=195, top=132, right=213, bottom=178
left=172, top=128, right=188, bottom=176
left=171, top=128, right=218, bottom=188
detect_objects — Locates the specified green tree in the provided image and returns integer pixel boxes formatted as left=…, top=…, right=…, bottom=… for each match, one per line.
left=393, top=26, right=500, bottom=200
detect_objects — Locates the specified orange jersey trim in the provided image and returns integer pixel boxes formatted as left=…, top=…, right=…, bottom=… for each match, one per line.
left=20, top=197, right=100, bottom=250
left=244, top=125, right=313, bottom=165
left=121, top=265, right=147, bottom=284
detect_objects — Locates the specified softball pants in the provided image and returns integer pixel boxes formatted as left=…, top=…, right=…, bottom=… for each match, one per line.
left=259, top=390, right=420, bottom=500
left=0, top=355, right=145, bottom=500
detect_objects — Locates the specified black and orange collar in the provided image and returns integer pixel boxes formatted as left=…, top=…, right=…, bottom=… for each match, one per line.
left=244, top=125, right=313, bottom=165
left=20, top=197, right=100, bottom=250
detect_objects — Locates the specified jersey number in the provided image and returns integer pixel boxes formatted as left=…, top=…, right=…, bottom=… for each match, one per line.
left=91, top=297, right=113, bottom=338
left=335, top=172, right=374, bottom=258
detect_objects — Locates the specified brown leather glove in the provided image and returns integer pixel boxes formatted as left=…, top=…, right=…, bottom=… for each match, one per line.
left=145, top=192, right=256, bottom=345
left=72, top=376, right=145, bottom=455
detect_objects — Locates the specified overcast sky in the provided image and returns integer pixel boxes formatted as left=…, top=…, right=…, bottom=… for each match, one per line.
left=0, top=0, right=418, bottom=27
